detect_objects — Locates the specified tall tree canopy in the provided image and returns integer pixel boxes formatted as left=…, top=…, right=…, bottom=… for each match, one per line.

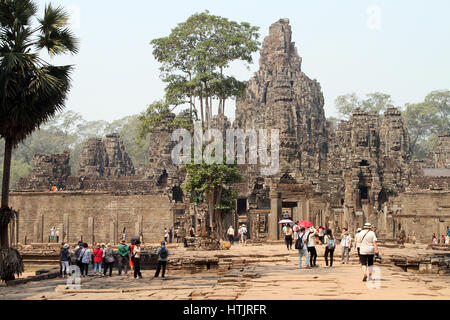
left=0, top=0, right=79, bottom=280
left=334, top=92, right=394, bottom=119
left=149, top=10, right=260, bottom=128
left=403, top=90, right=450, bottom=158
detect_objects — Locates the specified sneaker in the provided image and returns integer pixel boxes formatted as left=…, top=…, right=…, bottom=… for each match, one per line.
left=363, top=275, right=368, bottom=282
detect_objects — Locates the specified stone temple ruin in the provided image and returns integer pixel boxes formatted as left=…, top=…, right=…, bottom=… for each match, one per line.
left=7, top=19, right=450, bottom=247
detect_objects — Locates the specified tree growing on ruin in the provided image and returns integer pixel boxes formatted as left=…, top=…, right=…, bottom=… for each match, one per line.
left=150, top=10, right=260, bottom=128
left=335, top=92, right=394, bottom=119
left=0, top=0, right=79, bottom=280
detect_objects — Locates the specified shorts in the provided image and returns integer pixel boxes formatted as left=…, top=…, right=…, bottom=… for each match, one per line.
left=359, top=254, right=374, bottom=266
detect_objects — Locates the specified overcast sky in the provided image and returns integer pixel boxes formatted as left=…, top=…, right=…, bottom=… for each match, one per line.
left=36, top=0, right=450, bottom=122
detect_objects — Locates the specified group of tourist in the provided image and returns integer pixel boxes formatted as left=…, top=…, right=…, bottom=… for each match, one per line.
left=293, top=222, right=379, bottom=282
left=59, top=239, right=170, bottom=280
left=432, top=227, right=450, bottom=244
left=226, top=225, right=248, bottom=245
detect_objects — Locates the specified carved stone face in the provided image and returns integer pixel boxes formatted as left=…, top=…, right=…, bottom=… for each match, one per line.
left=356, top=131, right=368, bottom=147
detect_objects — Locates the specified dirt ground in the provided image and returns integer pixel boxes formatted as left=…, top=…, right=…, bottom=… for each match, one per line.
left=1, top=243, right=449, bottom=300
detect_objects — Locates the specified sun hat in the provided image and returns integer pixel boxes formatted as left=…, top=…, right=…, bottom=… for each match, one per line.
left=101, top=243, right=105, bottom=246
left=106, top=243, right=111, bottom=248
left=364, top=223, right=372, bottom=229
left=63, top=243, right=69, bottom=249
left=357, top=228, right=362, bottom=232
left=120, top=239, right=126, bottom=244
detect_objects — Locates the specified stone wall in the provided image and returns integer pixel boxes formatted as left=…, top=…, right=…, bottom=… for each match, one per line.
left=9, top=192, right=174, bottom=245
left=387, top=191, right=450, bottom=243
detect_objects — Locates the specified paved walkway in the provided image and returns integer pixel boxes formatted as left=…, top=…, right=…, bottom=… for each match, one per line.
left=1, top=243, right=449, bottom=300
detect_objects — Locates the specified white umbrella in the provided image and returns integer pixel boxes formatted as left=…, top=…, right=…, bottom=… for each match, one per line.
left=278, top=219, right=293, bottom=224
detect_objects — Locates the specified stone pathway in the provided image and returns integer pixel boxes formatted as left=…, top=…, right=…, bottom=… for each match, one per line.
left=1, top=244, right=449, bottom=300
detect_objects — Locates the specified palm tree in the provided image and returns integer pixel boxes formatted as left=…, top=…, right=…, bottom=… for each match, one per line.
left=0, top=0, right=79, bottom=281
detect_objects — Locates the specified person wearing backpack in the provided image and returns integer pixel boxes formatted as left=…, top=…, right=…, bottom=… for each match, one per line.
left=117, top=239, right=129, bottom=276
left=103, top=243, right=115, bottom=277
left=324, top=229, right=336, bottom=267
left=60, top=243, right=70, bottom=277
left=296, top=227, right=309, bottom=269
left=154, top=241, right=169, bottom=278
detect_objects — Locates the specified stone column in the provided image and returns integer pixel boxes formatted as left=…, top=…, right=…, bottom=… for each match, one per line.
left=35, top=214, right=44, bottom=243
left=109, top=220, right=116, bottom=245
left=63, top=213, right=69, bottom=243
left=269, top=192, right=281, bottom=240
left=87, top=217, right=94, bottom=246
left=306, top=199, right=310, bottom=222
left=135, top=215, right=143, bottom=239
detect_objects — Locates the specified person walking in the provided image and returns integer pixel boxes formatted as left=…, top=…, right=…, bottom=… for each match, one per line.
left=227, top=226, right=235, bottom=244
left=284, top=224, right=293, bottom=250
left=169, top=228, right=173, bottom=244
left=154, top=241, right=169, bottom=279
left=60, top=243, right=70, bottom=277
left=324, top=229, right=336, bottom=267
left=118, top=239, right=129, bottom=276
left=239, top=225, right=248, bottom=246
left=340, top=228, right=351, bottom=264
left=103, top=243, right=115, bottom=277
left=307, top=227, right=318, bottom=267
left=359, top=223, right=379, bottom=282
left=296, top=227, right=309, bottom=269
left=355, top=228, right=362, bottom=262
left=79, top=243, right=91, bottom=277
left=164, top=227, right=169, bottom=243
left=174, top=228, right=179, bottom=243
left=93, top=243, right=104, bottom=276
left=133, top=240, right=143, bottom=279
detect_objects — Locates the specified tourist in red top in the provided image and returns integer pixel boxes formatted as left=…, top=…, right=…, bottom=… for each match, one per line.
left=93, top=243, right=104, bottom=276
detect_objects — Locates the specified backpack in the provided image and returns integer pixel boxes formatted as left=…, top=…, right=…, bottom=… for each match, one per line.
left=105, top=249, right=115, bottom=263
left=295, top=234, right=304, bottom=250
left=159, top=247, right=168, bottom=259
left=327, top=238, right=336, bottom=249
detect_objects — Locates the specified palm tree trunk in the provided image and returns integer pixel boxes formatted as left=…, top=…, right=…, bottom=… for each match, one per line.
left=1, top=137, right=13, bottom=249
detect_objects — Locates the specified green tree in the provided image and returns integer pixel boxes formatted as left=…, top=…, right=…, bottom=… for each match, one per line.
left=0, top=0, right=79, bottom=280
left=403, top=90, right=450, bottom=158
left=150, top=10, right=259, bottom=127
left=335, top=92, right=394, bottom=119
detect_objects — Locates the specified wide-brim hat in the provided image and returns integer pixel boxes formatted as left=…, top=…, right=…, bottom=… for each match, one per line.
left=364, top=223, right=372, bottom=229
left=120, top=240, right=126, bottom=244
left=106, top=243, right=111, bottom=248
left=357, top=228, right=362, bottom=232
left=63, top=243, right=69, bottom=249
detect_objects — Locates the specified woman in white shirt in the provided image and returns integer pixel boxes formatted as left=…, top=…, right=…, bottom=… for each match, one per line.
left=307, top=227, right=318, bottom=267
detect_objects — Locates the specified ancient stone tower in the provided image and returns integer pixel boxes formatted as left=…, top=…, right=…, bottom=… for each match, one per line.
left=234, top=18, right=328, bottom=182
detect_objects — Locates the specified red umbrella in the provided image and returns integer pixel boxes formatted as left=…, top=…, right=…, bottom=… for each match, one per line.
left=297, top=220, right=313, bottom=228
